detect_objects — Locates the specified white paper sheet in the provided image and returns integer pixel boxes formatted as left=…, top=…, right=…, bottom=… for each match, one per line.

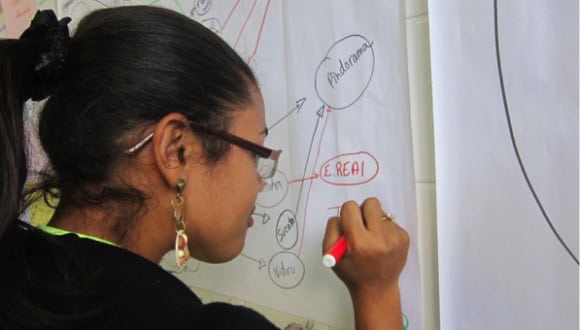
left=47, top=1, right=422, bottom=328
left=430, top=0, right=579, bottom=329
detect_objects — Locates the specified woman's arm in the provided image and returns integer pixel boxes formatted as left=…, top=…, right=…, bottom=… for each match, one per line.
left=323, top=197, right=410, bottom=330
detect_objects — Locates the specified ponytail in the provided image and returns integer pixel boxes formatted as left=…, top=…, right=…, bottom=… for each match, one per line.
left=0, top=39, right=32, bottom=238
left=0, top=10, right=70, bottom=238
left=0, top=11, right=96, bottom=330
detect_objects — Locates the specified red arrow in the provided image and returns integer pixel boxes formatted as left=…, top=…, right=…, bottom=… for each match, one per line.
left=288, top=173, right=319, bottom=184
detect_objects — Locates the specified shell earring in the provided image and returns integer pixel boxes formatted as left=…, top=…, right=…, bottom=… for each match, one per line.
left=172, top=178, right=190, bottom=268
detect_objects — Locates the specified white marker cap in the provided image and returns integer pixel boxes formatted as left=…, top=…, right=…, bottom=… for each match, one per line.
left=322, top=254, right=336, bottom=268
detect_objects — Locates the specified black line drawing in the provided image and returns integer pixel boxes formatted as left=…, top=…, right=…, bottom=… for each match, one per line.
left=191, top=0, right=212, bottom=16
left=241, top=253, right=267, bottom=270
left=267, top=251, right=305, bottom=289
left=276, top=209, right=298, bottom=250
left=255, top=32, right=381, bottom=285
left=267, top=97, right=306, bottom=131
left=493, top=0, right=578, bottom=265
left=314, top=34, right=375, bottom=110
left=256, top=170, right=289, bottom=208
left=293, top=105, right=326, bottom=215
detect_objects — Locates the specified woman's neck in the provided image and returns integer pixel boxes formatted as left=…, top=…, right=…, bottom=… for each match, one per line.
left=48, top=203, right=174, bottom=264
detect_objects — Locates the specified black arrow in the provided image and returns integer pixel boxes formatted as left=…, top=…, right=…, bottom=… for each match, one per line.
left=267, top=97, right=307, bottom=131
left=294, top=105, right=326, bottom=214
left=252, top=212, right=271, bottom=224
left=241, top=254, right=267, bottom=270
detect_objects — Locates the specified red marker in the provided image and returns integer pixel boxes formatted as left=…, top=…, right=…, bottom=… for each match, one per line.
left=322, top=235, right=347, bottom=267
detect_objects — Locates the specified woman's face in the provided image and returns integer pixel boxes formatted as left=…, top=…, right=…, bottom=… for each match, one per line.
left=184, top=87, right=267, bottom=263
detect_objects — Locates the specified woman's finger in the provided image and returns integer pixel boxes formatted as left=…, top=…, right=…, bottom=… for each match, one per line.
left=322, top=216, right=343, bottom=253
left=339, top=200, right=367, bottom=239
left=360, top=197, right=388, bottom=233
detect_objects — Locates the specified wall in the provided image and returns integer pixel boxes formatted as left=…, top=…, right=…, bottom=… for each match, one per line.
left=405, top=1, right=439, bottom=330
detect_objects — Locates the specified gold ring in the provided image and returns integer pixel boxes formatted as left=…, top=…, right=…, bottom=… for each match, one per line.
left=381, top=213, right=394, bottom=221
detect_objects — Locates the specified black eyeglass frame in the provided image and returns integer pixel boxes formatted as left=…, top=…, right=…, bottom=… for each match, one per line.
left=189, top=121, right=279, bottom=159
left=125, top=121, right=282, bottom=179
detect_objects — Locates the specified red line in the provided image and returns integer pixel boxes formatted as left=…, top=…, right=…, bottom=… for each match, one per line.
left=233, top=0, right=258, bottom=49
left=246, top=0, right=271, bottom=63
left=221, top=0, right=241, bottom=31
left=298, top=108, right=332, bottom=255
left=16, top=8, right=32, bottom=19
left=288, top=174, right=318, bottom=184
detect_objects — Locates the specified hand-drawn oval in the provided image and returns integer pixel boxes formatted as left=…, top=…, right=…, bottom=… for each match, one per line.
left=319, top=151, right=379, bottom=186
left=315, top=34, right=375, bottom=110
left=192, top=0, right=212, bottom=16
left=268, top=251, right=305, bottom=289
left=201, top=18, right=222, bottom=34
left=257, top=170, right=289, bottom=208
left=275, top=209, right=298, bottom=250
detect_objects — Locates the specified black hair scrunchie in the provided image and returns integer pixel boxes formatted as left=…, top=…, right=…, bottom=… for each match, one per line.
left=19, top=10, right=71, bottom=101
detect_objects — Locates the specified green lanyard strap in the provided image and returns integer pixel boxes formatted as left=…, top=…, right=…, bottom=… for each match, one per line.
left=38, top=225, right=118, bottom=247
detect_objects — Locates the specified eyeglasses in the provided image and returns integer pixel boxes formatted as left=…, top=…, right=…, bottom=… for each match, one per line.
left=125, top=121, right=282, bottom=179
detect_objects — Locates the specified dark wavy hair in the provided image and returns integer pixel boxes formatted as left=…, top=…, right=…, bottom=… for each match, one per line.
left=0, top=6, right=257, bottom=329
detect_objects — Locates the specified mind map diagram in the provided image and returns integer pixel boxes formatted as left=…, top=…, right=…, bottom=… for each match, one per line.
left=188, top=0, right=379, bottom=291
left=60, top=0, right=392, bottom=291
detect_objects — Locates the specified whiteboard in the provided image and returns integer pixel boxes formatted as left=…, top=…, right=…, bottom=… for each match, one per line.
left=430, top=0, right=579, bottom=329
left=53, top=1, right=422, bottom=329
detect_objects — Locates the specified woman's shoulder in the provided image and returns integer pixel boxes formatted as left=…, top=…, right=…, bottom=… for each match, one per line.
left=76, top=237, right=279, bottom=329
left=27, top=229, right=279, bottom=329
left=199, top=302, right=280, bottom=329
left=56, top=232, right=203, bottom=304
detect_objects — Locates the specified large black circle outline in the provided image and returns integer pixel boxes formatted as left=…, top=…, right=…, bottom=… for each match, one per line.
left=494, top=0, right=578, bottom=265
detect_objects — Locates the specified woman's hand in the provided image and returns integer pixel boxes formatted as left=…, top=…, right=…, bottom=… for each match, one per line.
left=322, top=197, right=410, bottom=330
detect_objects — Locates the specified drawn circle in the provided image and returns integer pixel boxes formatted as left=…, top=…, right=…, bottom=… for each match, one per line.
left=201, top=18, right=222, bottom=34
left=267, top=251, right=305, bottom=289
left=275, top=209, right=298, bottom=250
left=319, top=151, right=379, bottom=186
left=256, top=170, right=289, bottom=208
left=315, top=34, right=375, bottom=110
left=192, top=0, right=212, bottom=16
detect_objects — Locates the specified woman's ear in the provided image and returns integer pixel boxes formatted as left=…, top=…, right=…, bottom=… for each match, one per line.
left=151, top=113, right=191, bottom=186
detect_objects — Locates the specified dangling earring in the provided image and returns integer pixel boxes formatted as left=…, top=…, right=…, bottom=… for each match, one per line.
left=172, top=178, right=190, bottom=268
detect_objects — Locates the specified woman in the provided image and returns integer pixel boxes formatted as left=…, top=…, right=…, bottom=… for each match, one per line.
left=0, top=6, right=409, bottom=329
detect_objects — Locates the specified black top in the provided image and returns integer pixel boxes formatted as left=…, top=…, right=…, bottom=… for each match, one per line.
left=23, top=228, right=279, bottom=330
